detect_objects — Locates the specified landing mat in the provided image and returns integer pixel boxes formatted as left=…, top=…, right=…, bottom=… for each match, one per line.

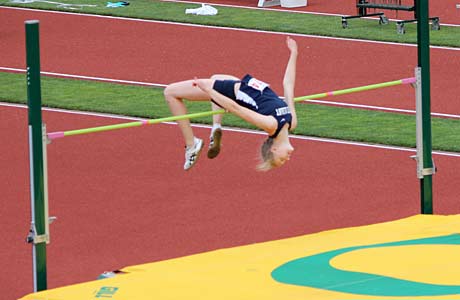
left=21, top=214, right=460, bottom=300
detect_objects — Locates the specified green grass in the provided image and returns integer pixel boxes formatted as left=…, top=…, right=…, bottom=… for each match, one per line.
left=2, top=72, right=459, bottom=152
left=1, top=0, right=459, bottom=47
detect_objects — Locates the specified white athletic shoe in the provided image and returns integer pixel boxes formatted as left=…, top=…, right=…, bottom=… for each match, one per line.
left=207, top=128, right=222, bottom=159
left=184, top=137, right=204, bottom=170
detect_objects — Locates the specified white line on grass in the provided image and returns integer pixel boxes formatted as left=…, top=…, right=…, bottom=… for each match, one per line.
left=0, top=67, right=166, bottom=87
left=2, top=67, right=458, bottom=119
left=306, top=99, right=460, bottom=119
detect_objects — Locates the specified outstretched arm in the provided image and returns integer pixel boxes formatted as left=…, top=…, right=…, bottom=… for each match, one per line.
left=283, top=36, right=298, bottom=130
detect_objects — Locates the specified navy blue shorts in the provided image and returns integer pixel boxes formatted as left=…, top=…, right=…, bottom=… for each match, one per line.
left=213, top=80, right=239, bottom=101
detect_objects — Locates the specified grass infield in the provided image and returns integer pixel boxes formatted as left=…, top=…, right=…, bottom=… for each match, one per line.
left=1, top=72, right=459, bottom=152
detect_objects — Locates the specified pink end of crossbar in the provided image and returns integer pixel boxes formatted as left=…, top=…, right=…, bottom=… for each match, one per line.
left=326, top=91, right=334, bottom=96
left=47, top=132, right=65, bottom=140
left=402, top=77, right=416, bottom=84
left=141, top=120, right=148, bottom=125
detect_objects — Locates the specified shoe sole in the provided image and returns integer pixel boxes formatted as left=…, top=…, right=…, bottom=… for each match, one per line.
left=185, top=140, right=204, bottom=171
left=207, top=129, right=222, bottom=159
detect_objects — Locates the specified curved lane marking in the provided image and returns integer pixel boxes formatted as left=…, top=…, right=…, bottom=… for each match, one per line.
left=272, top=234, right=460, bottom=296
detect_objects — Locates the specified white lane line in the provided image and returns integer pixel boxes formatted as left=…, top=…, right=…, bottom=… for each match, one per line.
left=2, top=6, right=459, bottom=51
left=2, top=101, right=459, bottom=158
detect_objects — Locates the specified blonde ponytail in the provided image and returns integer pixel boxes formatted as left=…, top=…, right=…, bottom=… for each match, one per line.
left=256, top=138, right=276, bottom=171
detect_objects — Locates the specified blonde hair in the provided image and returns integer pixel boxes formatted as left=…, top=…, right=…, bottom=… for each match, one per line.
left=256, top=137, right=277, bottom=171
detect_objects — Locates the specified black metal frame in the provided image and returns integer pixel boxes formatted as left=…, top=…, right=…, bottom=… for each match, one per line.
left=341, top=0, right=440, bottom=34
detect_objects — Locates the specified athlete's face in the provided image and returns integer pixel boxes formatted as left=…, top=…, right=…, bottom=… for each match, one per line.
left=271, top=142, right=294, bottom=167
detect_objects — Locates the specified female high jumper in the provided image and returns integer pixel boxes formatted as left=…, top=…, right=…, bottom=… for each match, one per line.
left=163, top=36, right=298, bottom=171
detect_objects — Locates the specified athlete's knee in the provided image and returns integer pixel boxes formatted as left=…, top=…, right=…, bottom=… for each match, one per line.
left=163, top=82, right=181, bottom=98
left=163, top=84, right=173, bottom=97
left=163, top=84, right=180, bottom=104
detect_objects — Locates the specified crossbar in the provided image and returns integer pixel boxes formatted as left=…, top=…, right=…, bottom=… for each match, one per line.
left=47, top=110, right=225, bottom=140
left=47, top=77, right=415, bottom=141
left=295, top=77, right=415, bottom=101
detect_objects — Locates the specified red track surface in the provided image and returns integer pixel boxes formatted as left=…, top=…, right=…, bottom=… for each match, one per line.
left=1, top=6, right=460, bottom=300
left=1, top=7, right=460, bottom=117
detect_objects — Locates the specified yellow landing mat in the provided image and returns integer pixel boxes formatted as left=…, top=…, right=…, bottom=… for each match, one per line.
left=21, top=215, right=460, bottom=300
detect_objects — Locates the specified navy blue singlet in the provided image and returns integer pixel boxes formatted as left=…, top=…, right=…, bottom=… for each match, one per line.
left=213, top=74, right=292, bottom=138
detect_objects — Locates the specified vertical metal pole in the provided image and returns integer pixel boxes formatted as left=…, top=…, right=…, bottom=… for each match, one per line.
left=42, top=124, right=51, bottom=244
left=416, top=0, right=434, bottom=214
left=414, top=67, right=423, bottom=178
left=26, top=20, right=47, bottom=291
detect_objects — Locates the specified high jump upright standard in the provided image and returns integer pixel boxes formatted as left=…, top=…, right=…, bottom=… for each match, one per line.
left=415, top=0, right=435, bottom=214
